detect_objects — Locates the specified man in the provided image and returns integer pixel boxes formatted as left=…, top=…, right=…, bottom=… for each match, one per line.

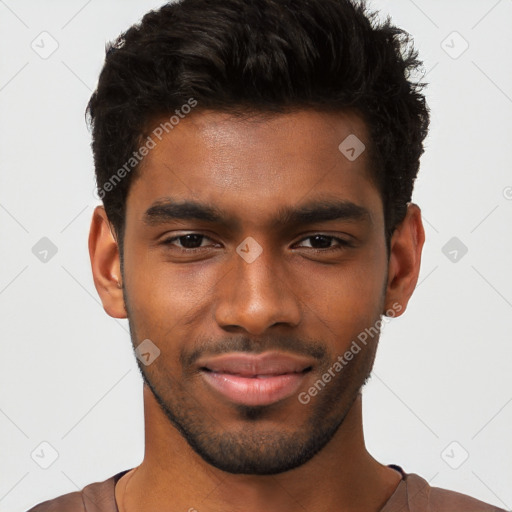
left=27, top=0, right=506, bottom=510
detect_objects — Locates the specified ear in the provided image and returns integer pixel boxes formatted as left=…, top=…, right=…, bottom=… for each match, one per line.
left=383, top=203, right=425, bottom=317
left=88, top=206, right=127, bottom=319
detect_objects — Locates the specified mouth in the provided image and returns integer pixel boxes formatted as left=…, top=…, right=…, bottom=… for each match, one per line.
left=197, top=352, right=314, bottom=407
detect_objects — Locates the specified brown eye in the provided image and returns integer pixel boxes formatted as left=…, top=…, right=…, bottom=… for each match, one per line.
left=306, top=235, right=334, bottom=249
left=162, top=233, right=211, bottom=250
left=296, top=235, right=351, bottom=250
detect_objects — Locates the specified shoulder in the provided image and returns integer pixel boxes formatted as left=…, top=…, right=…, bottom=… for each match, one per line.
left=428, top=483, right=508, bottom=512
left=404, top=472, right=508, bottom=512
left=26, top=490, right=84, bottom=512
left=25, top=470, right=132, bottom=512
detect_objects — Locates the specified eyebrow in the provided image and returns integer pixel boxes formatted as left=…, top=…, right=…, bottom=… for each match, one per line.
left=143, top=197, right=371, bottom=229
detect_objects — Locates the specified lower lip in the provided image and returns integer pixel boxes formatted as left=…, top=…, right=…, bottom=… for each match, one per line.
left=200, top=370, right=308, bottom=406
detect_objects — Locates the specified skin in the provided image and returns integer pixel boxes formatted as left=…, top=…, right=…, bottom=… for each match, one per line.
left=89, top=109, right=425, bottom=512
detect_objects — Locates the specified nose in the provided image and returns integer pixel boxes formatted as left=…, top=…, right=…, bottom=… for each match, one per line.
left=214, top=246, right=302, bottom=336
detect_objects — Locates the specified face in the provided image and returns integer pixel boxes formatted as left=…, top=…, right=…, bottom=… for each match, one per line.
left=90, top=109, right=423, bottom=475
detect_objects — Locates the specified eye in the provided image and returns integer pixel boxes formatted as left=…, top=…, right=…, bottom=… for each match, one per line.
left=162, top=233, right=215, bottom=250
left=295, top=234, right=352, bottom=251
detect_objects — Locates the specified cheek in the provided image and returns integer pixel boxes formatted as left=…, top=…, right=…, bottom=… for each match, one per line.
left=315, top=276, right=383, bottom=335
left=307, top=250, right=387, bottom=350
left=125, top=256, right=218, bottom=336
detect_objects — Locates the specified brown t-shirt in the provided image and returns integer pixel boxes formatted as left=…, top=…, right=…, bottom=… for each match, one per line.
left=26, top=465, right=507, bottom=512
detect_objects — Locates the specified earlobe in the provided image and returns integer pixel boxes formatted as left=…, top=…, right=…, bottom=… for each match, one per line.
left=88, top=206, right=127, bottom=319
left=383, top=203, right=425, bottom=317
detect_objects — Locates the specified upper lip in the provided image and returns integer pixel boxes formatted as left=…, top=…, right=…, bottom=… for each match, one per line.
left=197, top=351, right=314, bottom=377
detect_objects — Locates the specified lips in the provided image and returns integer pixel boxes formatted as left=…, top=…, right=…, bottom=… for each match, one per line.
left=197, top=352, right=313, bottom=406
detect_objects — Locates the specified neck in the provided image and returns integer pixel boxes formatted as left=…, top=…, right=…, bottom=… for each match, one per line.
left=116, top=384, right=402, bottom=512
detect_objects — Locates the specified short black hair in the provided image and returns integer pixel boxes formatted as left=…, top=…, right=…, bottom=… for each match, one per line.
left=86, top=0, right=429, bottom=257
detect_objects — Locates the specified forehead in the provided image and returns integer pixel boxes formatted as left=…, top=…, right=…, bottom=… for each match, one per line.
left=126, top=109, right=382, bottom=227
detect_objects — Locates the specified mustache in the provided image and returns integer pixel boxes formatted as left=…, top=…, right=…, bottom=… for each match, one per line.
left=181, top=334, right=327, bottom=368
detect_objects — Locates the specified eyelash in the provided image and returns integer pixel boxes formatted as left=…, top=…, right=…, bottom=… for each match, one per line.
left=161, top=233, right=353, bottom=253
